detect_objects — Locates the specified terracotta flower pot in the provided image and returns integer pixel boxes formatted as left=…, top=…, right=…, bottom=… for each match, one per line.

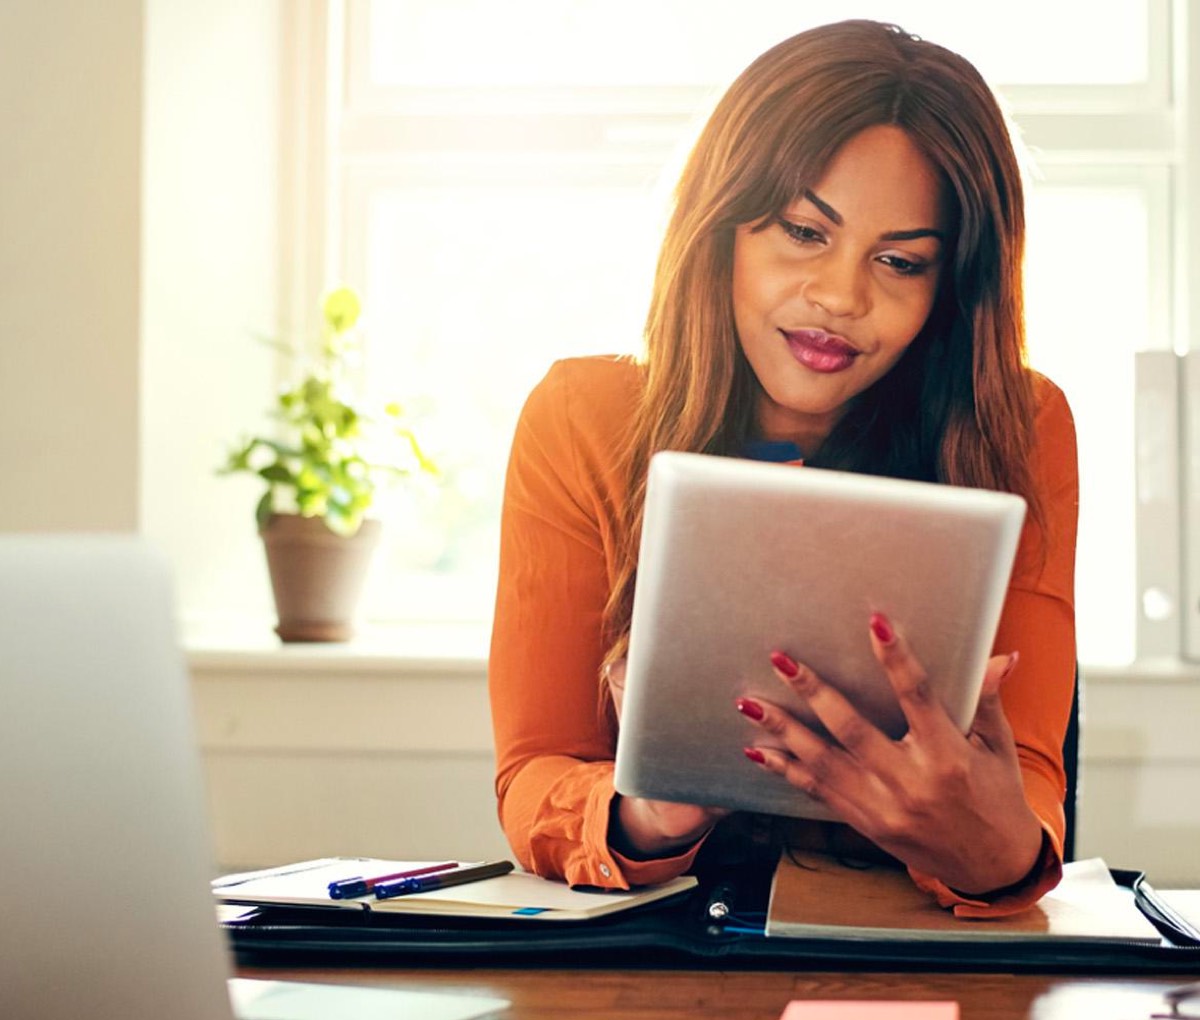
left=259, top=513, right=381, bottom=642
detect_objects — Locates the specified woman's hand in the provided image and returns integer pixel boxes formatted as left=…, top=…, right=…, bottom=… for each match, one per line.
left=605, top=657, right=729, bottom=859
left=737, top=613, right=1044, bottom=895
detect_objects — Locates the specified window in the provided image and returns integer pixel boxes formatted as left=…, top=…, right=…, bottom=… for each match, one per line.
left=288, top=0, right=1183, bottom=667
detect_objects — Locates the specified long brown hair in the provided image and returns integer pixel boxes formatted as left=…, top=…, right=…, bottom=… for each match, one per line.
left=603, top=20, right=1040, bottom=666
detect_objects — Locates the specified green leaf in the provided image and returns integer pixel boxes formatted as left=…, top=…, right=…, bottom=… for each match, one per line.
left=218, top=445, right=252, bottom=475
left=296, top=466, right=323, bottom=491
left=296, top=489, right=328, bottom=516
left=257, top=438, right=302, bottom=458
left=259, top=464, right=294, bottom=484
left=254, top=491, right=274, bottom=530
left=324, top=505, right=359, bottom=537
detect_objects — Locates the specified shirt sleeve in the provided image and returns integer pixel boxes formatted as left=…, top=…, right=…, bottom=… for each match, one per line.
left=488, top=359, right=700, bottom=889
left=908, top=377, right=1079, bottom=917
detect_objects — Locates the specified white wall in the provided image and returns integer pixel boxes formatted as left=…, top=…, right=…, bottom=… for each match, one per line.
left=190, top=650, right=509, bottom=869
left=0, top=0, right=279, bottom=595
left=1075, top=667, right=1200, bottom=885
left=0, top=0, right=144, bottom=532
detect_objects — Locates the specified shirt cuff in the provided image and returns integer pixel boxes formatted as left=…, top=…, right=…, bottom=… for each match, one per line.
left=907, top=825, right=1063, bottom=919
left=609, top=841, right=707, bottom=887
left=599, top=791, right=711, bottom=888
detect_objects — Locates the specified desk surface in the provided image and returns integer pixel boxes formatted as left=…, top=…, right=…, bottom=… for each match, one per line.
left=237, top=964, right=1198, bottom=1019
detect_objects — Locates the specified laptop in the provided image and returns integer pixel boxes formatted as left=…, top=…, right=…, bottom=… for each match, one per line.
left=0, top=534, right=235, bottom=1019
left=613, top=451, right=1026, bottom=821
left=0, top=535, right=507, bottom=1020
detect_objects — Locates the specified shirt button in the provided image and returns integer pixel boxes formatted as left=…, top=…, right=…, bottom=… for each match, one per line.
left=599, top=864, right=612, bottom=878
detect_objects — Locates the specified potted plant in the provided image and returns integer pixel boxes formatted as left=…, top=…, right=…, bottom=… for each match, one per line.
left=220, top=286, right=436, bottom=641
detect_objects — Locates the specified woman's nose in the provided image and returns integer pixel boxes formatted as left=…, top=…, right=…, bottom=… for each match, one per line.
left=802, top=251, right=869, bottom=319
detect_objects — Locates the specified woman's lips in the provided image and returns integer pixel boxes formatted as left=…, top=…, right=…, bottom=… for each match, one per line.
left=781, top=328, right=860, bottom=373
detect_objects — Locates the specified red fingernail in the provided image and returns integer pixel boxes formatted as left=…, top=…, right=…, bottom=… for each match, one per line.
left=870, top=613, right=894, bottom=644
left=769, top=651, right=799, bottom=678
left=735, top=697, right=765, bottom=721
left=743, top=747, right=766, bottom=764
left=1000, top=650, right=1020, bottom=681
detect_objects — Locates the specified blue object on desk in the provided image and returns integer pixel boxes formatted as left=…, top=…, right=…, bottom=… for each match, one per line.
left=374, top=860, right=515, bottom=900
left=328, top=862, right=457, bottom=899
left=328, top=878, right=371, bottom=900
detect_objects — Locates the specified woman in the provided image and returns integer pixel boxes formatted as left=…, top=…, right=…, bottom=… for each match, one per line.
left=489, top=19, right=1077, bottom=917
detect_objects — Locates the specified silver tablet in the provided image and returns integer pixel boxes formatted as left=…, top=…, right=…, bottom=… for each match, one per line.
left=613, top=451, right=1026, bottom=821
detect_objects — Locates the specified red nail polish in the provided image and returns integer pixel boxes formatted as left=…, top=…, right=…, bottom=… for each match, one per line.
left=769, top=651, right=799, bottom=678
left=735, top=697, right=765, bottom=721
left=870, top=613, right=894, bottom=644
left=743, top=747, right=766, bottom=764
left=1000, top=650, right=1020, bottom=681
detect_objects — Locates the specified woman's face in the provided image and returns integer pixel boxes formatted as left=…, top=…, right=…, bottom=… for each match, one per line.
left=732, top=124, right=951, bottom=453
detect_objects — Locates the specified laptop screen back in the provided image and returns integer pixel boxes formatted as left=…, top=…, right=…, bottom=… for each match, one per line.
left=0, top=535, right=234, bottom=1020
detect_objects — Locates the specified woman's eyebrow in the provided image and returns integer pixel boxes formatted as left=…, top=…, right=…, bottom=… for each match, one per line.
left=803, top=189, right=843, bottom=225
left=882, top=227, right=946, bottom=243
left=802, top=189, right=946, bottom=243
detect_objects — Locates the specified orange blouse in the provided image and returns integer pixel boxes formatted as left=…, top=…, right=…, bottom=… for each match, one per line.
left=489, top=355, right=1079, bottom=916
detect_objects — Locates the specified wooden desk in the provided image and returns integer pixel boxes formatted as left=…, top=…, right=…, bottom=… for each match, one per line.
left=237, top=964, right=1198, bottom=1019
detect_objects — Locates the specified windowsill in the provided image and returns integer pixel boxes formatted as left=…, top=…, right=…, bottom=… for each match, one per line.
left=184, top=616, right=1200, bottom=686
left=184, top=618, right=491, bottom=676
left=1077, top=658, right=1200, bottom=686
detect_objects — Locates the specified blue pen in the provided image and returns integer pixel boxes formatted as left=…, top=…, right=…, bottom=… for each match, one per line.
left=328, top=862, right=457, bottom=899
left=374, top=860, right=514, bottom=900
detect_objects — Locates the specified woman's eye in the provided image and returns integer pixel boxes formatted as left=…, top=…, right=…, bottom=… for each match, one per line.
left=778, top=219, right=824, bottom=245
left=878, top=254, right=928, bottom=277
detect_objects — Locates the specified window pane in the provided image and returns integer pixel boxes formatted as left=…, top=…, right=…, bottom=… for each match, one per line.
left=357, top=175, right=1150, bottom=665
left=368, top=0, right=1148, bottom=89
left=358, top=179, right=662, bottom=622
left=347, top=7, right=1159, bottom=656
left=1025, top=183, right=1147, bottom=666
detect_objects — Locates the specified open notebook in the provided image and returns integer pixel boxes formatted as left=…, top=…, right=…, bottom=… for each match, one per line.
left=215, top=857, right=696, bottom=921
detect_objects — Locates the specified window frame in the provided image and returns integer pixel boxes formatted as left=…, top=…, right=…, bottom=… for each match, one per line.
left=280, top=0, right=1197, bottom=668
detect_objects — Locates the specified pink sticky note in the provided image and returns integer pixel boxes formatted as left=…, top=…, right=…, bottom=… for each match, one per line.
left=780, top=1002, right=959, bottom=1020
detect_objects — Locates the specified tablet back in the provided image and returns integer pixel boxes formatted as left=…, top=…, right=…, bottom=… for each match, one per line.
left=613, top=451, right=1026, bottom=821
